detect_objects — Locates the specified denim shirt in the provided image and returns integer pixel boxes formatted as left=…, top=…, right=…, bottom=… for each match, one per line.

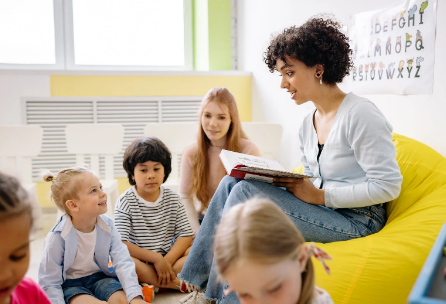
left=38, top=214, right=143, bottom=304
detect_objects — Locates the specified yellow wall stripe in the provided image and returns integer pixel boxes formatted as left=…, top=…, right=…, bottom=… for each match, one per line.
left=50, top=75, right=252, bottom=121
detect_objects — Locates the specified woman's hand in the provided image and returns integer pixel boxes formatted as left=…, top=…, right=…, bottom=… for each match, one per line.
left=153, top=254, right=176, bottom=286
left=272, top=177, right=325, bottom=205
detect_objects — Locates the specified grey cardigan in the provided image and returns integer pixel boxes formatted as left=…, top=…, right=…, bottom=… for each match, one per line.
left=299, top=92, right=402, bottom=209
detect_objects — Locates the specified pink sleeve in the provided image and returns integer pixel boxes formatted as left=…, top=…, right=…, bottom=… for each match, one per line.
left=178, top=144, right=195, bottom=198
left=11, top=277, right=51, bottom=304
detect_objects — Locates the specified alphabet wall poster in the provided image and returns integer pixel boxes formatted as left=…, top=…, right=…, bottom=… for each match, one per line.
left=349, top=0, right=437, bottom=94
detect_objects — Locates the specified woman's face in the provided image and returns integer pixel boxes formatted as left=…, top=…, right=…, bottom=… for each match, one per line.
left=201, top=101, right=232, bottom=147
left=276, top=56, right=320, bottom=105
left=223, top=257, right=306, bottom=304
left=0, top=212, right=31, bottom=304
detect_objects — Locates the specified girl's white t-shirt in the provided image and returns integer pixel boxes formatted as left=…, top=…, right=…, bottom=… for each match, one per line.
left=66, top=227, right=101, bottom=280
left=313, top=287, right=334, bottom=304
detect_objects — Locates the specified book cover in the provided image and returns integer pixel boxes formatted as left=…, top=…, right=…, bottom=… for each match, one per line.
left=219, top=149, right=312, bottom=183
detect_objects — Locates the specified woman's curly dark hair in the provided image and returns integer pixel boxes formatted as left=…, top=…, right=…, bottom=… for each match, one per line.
left=263, top=15, right=353, bottom=85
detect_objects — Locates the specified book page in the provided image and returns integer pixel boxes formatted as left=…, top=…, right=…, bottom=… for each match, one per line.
left=236, top=155, right=272, bottom=169
left=220, top=149, right=285, bottom=172
left=220, top=149, right=313, bottom=179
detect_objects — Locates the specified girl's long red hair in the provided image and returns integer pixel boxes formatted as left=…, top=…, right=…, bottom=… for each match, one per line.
left=191, top=87, right=247, bottom=212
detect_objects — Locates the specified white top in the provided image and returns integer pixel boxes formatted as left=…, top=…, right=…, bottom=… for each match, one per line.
left=65, top=227, right=101, bottom=280
left=114, top=186, right=194, bottom=255
left=313, top=287, right=334, bottom=304
left=299, top=92, right=403, bottom=209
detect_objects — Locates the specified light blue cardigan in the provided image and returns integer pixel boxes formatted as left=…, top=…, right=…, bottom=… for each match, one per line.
left=299, top=92, right=403, bottom=209
left=38, top=214, right=143, bottom=304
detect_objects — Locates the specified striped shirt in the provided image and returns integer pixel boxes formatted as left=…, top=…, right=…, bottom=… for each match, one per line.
left=114, top=186, right=194, bottom=255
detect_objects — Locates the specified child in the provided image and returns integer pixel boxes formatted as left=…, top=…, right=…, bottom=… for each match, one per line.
left=214, top=198, right=334, bottom=304
left=115, top=137, right=194, bottom=291
left=38, top=167, right=147, bottom=304
left=0, top=172, right=51, bottom=304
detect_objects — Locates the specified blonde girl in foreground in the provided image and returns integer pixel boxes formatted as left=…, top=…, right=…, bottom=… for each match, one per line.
left=214, top=198, right=333, bottom=304
left=38, top=167, right=147, bottom=304
left=179, top=87, right=261, bottom=232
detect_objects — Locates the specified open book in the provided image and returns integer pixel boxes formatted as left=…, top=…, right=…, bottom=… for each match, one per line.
left=219, top=149, right=313, bottom=183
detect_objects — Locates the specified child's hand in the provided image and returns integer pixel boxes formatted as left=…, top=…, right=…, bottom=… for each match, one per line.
left=153, top=254, right=176, bottom=286
left=163, top=257, right=176, bottom=281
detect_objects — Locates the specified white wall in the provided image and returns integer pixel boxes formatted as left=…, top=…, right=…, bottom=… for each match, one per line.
left=0, top=73, right=51, bottom=124
left=238, top=0, right=446, bottom=169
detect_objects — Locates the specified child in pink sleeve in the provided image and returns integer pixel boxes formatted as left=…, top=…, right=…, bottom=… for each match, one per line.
left=0, top=172, right=50, bottom=304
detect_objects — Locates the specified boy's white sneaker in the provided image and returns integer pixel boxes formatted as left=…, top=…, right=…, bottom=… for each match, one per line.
left=179, top=290, right=214, bottom=304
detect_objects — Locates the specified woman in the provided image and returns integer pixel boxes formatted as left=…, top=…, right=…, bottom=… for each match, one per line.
left=179, top=87, right=261, bottom=232
left=179, top=16, right=402, bottom=304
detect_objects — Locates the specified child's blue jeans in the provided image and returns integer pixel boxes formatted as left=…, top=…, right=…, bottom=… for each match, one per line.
left=62, top=271, right=123, bottom=303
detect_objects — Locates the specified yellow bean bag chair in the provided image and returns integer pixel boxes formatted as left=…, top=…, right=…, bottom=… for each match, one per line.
left=295, top=133, right=446, bottom=304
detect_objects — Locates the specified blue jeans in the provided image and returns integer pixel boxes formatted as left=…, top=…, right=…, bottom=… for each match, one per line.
left=62, top=271, right=123, bottom=303
left=178, top=176, right=386, bottom=303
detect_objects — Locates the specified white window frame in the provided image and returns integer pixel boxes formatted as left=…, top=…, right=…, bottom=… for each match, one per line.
left=0, top=0, right=66, bottom=70
left=0, top=0, right=192, bottom=71
left=63, top=0, right=193, bottom=71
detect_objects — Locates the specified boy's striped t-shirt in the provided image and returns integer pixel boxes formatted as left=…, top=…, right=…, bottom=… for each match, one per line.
left=114, top=186, right=194, bottom=255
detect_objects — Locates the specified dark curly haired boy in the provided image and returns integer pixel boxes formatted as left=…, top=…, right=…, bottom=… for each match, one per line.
left=114, top=137, right=194, bottom=294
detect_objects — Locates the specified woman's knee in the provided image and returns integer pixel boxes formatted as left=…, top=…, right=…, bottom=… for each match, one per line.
left=219, top=175, right=240, bottom=190
left=226, top=180, right=259, bottom=205
left=221, top=175, right=238, bottom=183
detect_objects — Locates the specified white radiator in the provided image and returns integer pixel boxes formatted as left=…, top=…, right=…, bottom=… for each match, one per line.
left=22, top=97, right=202, bottom=180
